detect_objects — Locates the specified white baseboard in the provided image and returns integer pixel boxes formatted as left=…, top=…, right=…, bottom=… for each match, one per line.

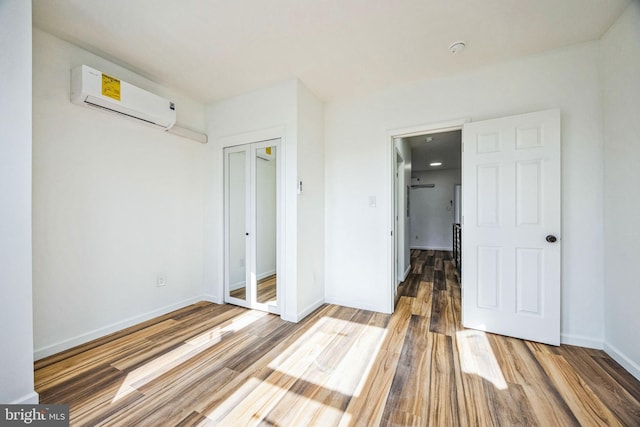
left=257, top=270, right=276, bottom=281
left=604, top=341, right=640, bottom=381
left=323, top=297, right=392, bottom=315
left=402, top=265, right=411, bottom=281
left=281, top=298, right=325, bottom=323
left=410, top=245, right=453, bottom=251
left=202, top=293, right=223, bottom=304
left=11, top=391, right=39, bottom=404
left=560, top=333, right=603, bottom=349
left=33, top=293, right=324, bottom=360
left=34, top=296, right=205, bottom=360
left=280, top=312, right=296, bottom=322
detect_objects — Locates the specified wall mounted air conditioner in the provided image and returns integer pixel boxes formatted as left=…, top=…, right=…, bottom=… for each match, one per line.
left=71, top=65, right=177, bottom=130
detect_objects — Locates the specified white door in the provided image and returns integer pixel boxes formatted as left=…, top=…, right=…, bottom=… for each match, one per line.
left=224, top=139, right=280, bottom=314
left=462, top=109, right=561, bottom=345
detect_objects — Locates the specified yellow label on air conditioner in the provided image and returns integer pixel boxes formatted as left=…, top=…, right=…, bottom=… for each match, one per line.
left=101, top=73, right=121, bottom=101
left=265, top=147, right=272, bottom=155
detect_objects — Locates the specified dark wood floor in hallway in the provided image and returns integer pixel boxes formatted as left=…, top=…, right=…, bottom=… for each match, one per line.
left=35, top=250, right=640, bottom=426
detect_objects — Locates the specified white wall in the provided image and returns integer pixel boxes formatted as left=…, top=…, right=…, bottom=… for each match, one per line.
left=601, top=1, right=640, bottom=379
left=296, top=82, right=325, bottom=316
left=410, top=169, right=460, bottom=250
left=32, top=30, right=208, bottom=359
left=325, top=42, right=605, bottom=346
left=0, top=0, right=37, bottom=404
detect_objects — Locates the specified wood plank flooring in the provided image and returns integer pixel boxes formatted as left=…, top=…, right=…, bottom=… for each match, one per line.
left=35, top=250, right=640, bottom=426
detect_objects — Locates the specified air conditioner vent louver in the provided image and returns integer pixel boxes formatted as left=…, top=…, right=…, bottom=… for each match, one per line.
left=84, top=99, right=159, bottom=126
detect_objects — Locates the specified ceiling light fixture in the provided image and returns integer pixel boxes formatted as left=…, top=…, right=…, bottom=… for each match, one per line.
left=430, top=162, right=442, bottom=167
left=449, top=41, right=466, bottom=55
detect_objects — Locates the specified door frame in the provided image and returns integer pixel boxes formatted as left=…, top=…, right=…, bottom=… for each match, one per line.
left=392, top=145, right=411, bottom=302
left=387, top=118, right=469, bottom=313
left=394, top=148, right=403, bottom=291
left=221, top=127, right=285, bottom=315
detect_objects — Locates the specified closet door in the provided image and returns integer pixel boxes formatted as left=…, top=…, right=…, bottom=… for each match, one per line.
left=224, top=139, right=279, bottom=313
left=224, top=145, right=250, bottom=306
left=253, top=141, right=278, bottom=309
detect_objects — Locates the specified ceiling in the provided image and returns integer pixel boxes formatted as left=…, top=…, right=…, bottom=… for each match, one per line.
left=32, top=0, right=630, bottom=104
left=407, top=130, right=461, bottom=173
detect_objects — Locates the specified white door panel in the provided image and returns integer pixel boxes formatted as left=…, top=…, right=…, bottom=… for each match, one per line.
left=462, top=109, right=561, bottom=345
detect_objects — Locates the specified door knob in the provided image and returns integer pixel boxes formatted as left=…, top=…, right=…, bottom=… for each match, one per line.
left=546, top=235, right=557, bottom=243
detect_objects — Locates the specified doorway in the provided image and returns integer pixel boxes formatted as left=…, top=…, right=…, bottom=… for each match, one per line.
left=407, top=130, right=462, bottom=254
left=389, top=120, right=467, bottom=314
left=224, top=138, right=280, bottom=314
left=389, top=110, right=561, bottom=345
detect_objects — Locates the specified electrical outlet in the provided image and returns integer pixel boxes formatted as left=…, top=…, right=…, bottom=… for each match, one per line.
left=157, top=275, right=166, bottom=287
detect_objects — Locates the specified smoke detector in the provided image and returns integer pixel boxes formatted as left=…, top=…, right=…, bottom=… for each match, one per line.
left=449, top=41, right=466, bottom=55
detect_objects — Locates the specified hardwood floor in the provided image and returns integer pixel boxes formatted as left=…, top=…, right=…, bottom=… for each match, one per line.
left=35, top=250, right=640, bottom=426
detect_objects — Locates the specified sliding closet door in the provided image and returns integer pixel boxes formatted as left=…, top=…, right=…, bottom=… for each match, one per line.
left=224, top=139, right=279, bottom=313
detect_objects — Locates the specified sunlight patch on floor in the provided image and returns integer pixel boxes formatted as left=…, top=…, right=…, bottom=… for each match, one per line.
left=208, top=376, right=346, bottom=426
left=112, top=310, right=268, bottom=403
left=268, top=316, right=387, bottom=396
left=202, top=377, right=266, bottom=425
left=456, top=329, right=508, bottom=390
left=204, top=314, right=387, bottom=425
left=325, top=321, right=387, bottom=398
